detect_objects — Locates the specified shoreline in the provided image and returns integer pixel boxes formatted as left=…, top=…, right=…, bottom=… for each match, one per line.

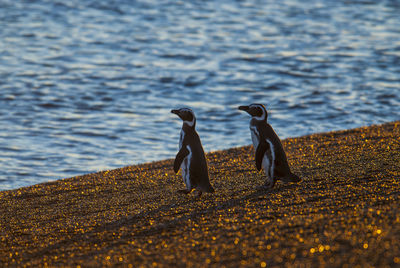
left=0, top=121, right=394, bottom=192
left=1, top=121, right=399, bottom=266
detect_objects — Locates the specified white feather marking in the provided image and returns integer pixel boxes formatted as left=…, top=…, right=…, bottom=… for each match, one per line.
left=250, top=123, right=275, bottom=184
left=181, top=145, right=192, bottom=190
left=184, top=117, right=195, bottom=127
left=181, top=108, right=196, bottom=127
left=252, top=104, right=266, bottom=121
left=250, top=125, right=260, bottom=148
left=265, top=139, right=275, bottom=181
left=262, top=155, right=271, bottom=179
left=179, top=129, right=185, bottom=149
left=179, top=129, right=191, bottom=190
left=251, top=124, right=272, bottom=184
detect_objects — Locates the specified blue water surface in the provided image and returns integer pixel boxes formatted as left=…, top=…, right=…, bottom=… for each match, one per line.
left=1, top=0, right=399, bottom=190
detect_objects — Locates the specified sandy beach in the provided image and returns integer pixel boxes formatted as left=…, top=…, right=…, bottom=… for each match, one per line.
left=1, top=121, right=399, bottom=267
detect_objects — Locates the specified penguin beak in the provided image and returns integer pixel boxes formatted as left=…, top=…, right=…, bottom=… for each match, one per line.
left=238, top=105, right=250, bottom=112
left=171, top=109, right=180, bottom=115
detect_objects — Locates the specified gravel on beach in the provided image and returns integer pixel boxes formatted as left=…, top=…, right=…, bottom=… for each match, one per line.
left=1, top=121, right=399, bottom=267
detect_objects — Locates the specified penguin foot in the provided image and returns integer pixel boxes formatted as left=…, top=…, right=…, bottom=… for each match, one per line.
left=195, top=190, right=202, bottom=198
left=177, top=189, right=192, bottom=195
left=279, top=173, right=302, bottom=183
left=257, top=179, right=275, bottom=191
left=256, top=183, right=274, bottom=191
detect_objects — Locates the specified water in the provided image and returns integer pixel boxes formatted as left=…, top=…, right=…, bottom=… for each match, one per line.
left=1, top=0, right=399, bottom=190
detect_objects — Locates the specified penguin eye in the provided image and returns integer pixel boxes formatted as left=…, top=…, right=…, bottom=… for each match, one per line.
left=255, top=107, right=263, bottom=117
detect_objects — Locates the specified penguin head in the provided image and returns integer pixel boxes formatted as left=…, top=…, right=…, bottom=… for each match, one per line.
left=238, top=103, right=268, bottom=121
left=171, top=108, right=196, bottom=127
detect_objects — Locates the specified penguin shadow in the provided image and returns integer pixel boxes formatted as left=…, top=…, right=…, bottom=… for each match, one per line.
left=31, top=198, right=201, bottom=261
left=56, top=181, right=302, bottom=251
left=127, top=184, right=296, bottom=238
left=176, top=189, right=205, bottom=198
left=236, top=180, right=303, bottom=202
left=243, top=181, right=302, bottom=201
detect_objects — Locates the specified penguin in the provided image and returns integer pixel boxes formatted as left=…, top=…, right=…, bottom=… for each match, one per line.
left=171, top=108, right=214, bottom=196
left=238, top=104, right=301, bottom=189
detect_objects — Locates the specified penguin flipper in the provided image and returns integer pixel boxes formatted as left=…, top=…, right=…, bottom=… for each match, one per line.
left=255, top=141, right=270, bottom=171
left=173, top=146, right=189, bottom=173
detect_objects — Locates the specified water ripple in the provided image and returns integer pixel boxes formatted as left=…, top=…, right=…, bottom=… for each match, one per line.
left=0, top=0, right=399, bottom=189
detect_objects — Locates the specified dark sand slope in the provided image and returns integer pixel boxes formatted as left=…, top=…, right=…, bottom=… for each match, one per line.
left=1, top=122, right=399, bottom=267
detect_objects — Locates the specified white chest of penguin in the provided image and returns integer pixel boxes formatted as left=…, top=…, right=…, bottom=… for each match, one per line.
left=179, top=129, right=192, bottom=187
left=250, top=125, right=275, bottom=178
left=250, top=125, right=260, bottom=148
